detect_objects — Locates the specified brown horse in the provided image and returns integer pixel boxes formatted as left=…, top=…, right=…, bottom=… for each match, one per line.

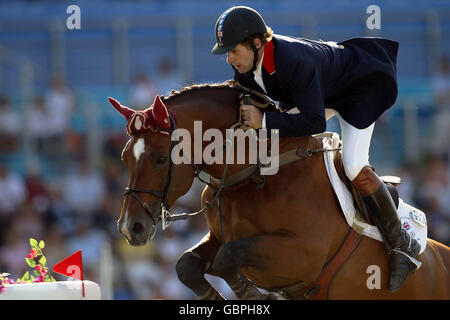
left=108, top=83, right=449, bottom=300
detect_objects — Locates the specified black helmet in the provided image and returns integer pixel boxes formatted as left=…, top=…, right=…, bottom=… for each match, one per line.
left=212, top=6, right=267, bottom=55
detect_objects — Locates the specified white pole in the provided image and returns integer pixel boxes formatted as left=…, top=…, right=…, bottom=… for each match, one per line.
left=99, top=242, right=114, bottom=300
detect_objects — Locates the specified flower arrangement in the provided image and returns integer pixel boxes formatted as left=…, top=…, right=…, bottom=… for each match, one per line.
left=0, top=238, right=55, bottom=294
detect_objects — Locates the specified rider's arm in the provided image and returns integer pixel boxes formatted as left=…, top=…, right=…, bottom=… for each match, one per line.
left=263, top=60, right=326, bottom=137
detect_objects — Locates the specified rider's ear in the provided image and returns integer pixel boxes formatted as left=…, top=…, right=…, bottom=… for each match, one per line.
left=253, top=38, right=262, bottom=50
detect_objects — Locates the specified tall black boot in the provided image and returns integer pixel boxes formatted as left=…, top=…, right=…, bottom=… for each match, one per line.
left=353, top=166, right=422, bottom=292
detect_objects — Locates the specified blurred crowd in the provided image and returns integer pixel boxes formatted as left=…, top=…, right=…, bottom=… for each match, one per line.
left=397, top=55, right=450, bottom=246
left=0, top=55, right=449, bottom=300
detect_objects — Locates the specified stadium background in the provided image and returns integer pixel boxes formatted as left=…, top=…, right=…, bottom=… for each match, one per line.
left=0, top=0, right=449, bottom=299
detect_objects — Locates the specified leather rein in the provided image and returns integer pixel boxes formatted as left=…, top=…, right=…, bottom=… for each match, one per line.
left=123, top=93, right=341, bottom=242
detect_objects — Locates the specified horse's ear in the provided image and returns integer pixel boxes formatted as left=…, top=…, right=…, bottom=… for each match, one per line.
left=107, top=97, right=135, bottom=120
left=150, top=95, right=171, bottom=129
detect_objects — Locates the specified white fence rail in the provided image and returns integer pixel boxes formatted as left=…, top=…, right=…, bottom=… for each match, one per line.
left=0, top=281, right=101, bottom=300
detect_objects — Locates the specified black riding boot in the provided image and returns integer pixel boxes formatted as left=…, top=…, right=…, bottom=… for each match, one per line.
left=353, top=166, right=422, bottom=292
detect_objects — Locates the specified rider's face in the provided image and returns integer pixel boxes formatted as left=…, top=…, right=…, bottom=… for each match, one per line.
left=226, top=41, right=259, bottom=74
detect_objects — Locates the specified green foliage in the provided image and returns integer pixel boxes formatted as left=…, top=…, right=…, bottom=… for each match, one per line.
left=0, top=238, right=56, bottom=293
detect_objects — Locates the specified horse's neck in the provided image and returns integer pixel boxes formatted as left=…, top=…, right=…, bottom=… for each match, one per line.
left=164, top=89, right=241, bottom=177
left=166, top=89, right=239, bottom=132
left=165, top=89, right=319, bottom=179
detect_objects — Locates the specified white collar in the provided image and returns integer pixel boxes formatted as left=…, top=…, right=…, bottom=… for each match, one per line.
left=253, top=51, right=265, bottom=78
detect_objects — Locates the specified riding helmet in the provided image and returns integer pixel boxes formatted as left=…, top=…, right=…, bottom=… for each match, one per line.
left=212, top=6, right=268, bottom=55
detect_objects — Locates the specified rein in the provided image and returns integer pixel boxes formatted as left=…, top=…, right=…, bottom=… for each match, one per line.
left=123, top=87, right=341, bottom=243
left=160, top=131, right=341, bottom=243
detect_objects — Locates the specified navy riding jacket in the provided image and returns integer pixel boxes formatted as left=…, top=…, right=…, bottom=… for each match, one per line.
left=233, top=34, right=399, bottom=137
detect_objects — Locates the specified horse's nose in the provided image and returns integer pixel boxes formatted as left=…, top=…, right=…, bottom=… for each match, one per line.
left=118, top=211, right=155, bottom=246
left=132, top=221, right=144, bottom=234
left=128, top=219, right=149, bottom=246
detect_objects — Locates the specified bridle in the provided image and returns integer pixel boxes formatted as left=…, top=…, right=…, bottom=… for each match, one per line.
left=122, top=92, right=341, bottom=242
left=123, top=112, right=219, bottom=237
left=122, top=109, right=240, bottom=241
left=123, top=113, right=178, bottom=236
left=122, top=87, right=274, bottom=237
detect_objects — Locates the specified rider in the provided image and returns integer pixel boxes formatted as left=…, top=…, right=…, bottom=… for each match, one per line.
left=211, top=6, right=421, bottom=292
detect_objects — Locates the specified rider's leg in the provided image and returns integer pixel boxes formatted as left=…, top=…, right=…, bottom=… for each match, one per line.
left=336, top=112, right=421, bottom=292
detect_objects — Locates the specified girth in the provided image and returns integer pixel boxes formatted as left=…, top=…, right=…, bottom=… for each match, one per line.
left=279, top=227, right=362, bottom=300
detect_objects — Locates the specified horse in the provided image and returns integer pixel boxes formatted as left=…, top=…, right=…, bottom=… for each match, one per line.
left=108, top=82, right=449, bottom=300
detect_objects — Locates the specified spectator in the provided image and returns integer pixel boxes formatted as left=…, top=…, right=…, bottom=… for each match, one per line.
left=43, top=75, right=75, bottom=164
left=44, top=75, right=75, bottom=137
left=432, top=55, right=450, bottom=105
left=47, top=184, right=77, bottom=238
left=395, top=162, right=418, bottom=206
left=66, top=220, right=109, bottom=283
left=103, top=159, right=126, bottom=195
left=0, top=229, right=28, bottom=278
left=0, top=164, right=27, bottom=219
left=9, top=201, right=45, bottom=241
left=92, top=192, right=122, bottom=237
left=156, top=58, right=183, bottom=96
left=40, top=224, right=70, bottom=281
left=116, top=237, right=162, bottom=299
left=415, top=153, right=450, bottom=244
left=0, top=96, right=21, bottom=154
left=26, top=96, right=53, bottom=155
left=24, top=165, right=51, bottom=214
left=62, top=158, right=105, bottom=217
left=129, top=72, right=160, bottom=109
left=431, top=55, right=450, bottom=157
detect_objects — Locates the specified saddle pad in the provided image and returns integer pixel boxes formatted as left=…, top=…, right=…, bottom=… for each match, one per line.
left=319, top=132, right=428, bottom=254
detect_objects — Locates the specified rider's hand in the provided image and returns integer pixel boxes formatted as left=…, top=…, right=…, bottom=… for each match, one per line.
left=240, top=105, right=263, bottom=129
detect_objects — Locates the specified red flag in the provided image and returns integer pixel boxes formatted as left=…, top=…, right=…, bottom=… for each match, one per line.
left=52, top=250, right=85, bottom=296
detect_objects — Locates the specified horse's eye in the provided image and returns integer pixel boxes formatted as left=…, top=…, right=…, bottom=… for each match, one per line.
left=157, top=155, right=168, bottom=165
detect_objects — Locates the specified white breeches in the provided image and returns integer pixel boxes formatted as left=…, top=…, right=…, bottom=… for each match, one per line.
left=326, top=109, right=375, bottom=181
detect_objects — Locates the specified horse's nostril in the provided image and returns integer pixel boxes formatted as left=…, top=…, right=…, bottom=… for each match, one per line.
left=132, top=222, right=144, bottom=234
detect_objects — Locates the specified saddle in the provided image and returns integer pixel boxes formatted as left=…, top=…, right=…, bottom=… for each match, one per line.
left=332, top=149, right=401, bottom=226
left=228, top=80, right=404, bottom=229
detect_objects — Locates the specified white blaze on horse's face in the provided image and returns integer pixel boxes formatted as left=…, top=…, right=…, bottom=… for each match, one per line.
left=133, top=138, right=146, bottom=165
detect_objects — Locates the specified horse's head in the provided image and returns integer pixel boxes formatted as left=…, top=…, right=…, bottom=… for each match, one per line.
left=108, top=96, right=194, bottom=246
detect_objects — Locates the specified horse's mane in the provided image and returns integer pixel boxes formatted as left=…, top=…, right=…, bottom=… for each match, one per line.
left=161, top=81, right=278, bottom=114
left=161, top=82, right=243, bottom=102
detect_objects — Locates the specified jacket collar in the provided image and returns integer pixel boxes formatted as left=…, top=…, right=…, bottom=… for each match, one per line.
left=262, top=40, right=276, bottom=75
